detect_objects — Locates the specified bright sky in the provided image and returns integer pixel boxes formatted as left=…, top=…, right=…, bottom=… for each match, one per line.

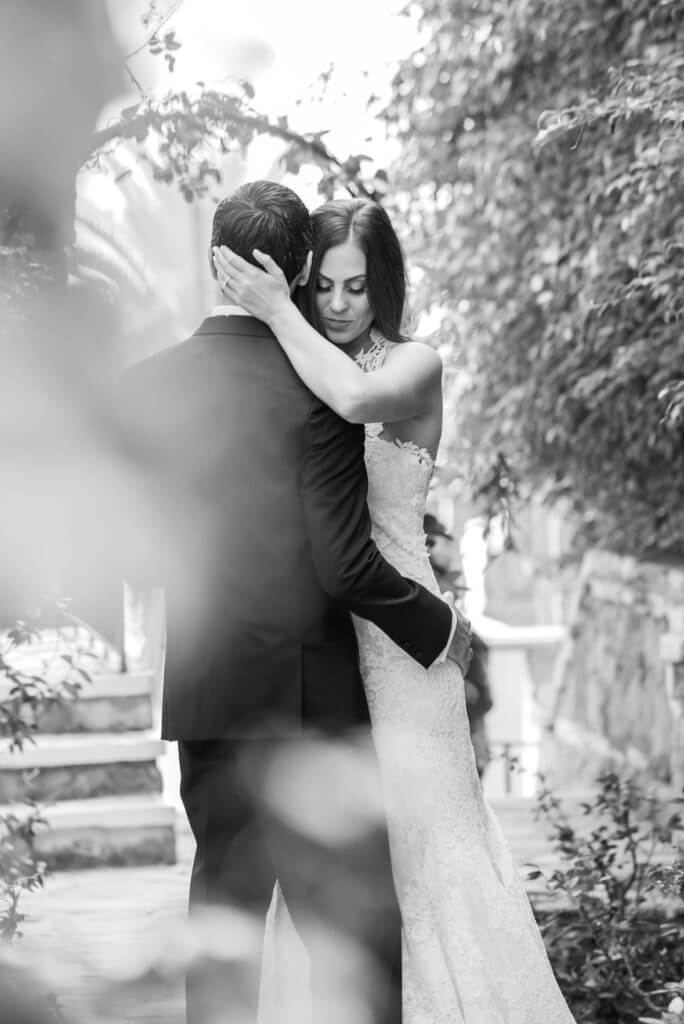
left=85, top=2, right=424, bottom=329
left=106, top=0, right=421, bottom=192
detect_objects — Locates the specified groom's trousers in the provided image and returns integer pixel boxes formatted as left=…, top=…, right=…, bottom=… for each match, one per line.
left=179, top=732, right=402, bottom=1024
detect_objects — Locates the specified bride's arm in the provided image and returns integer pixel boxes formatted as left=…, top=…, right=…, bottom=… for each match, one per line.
left=213, top=245, right=442, bottom=424
left=269, top=300, right=442, bottom=424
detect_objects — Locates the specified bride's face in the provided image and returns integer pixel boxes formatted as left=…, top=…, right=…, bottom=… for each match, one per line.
left=314, top=240, right=374, bottom=347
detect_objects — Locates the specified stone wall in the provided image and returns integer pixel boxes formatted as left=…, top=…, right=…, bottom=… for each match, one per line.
left=482, top=497, right=576, bottom=626
left=543, top=550, right=684, bottom=790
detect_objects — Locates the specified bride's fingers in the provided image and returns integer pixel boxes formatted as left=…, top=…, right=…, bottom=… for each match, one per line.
left=212, top=249, right=233, bottom=281
left=216, top=245, right=255, bottom=274
left=219, top=275, right=240, bottom=301
left=252, top=249, right=285, bottom=281
left=213, top=245, right=288, bottom=310
left=213, top=247, right=243, bottom=282
left=212, top=261, right=239, bottom=298
left=214, top=245, right=286, bottom=293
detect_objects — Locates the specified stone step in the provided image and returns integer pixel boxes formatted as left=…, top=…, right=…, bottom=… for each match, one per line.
left=0, top=732, right=165, bottom=803
left=34, top=671, right=156, bottom=733
left=1, top=627, right=122, bottom=674
left=1, top=644, right=152, bottom=733
left=0, top=793, right=177, bottom=870
left=490, top=792, right=598, bottom=838
left=491, top=791, right=596, bottom=817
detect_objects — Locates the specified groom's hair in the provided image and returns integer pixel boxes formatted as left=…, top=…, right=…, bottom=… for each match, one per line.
left=210, top=181, right=312, bottom=285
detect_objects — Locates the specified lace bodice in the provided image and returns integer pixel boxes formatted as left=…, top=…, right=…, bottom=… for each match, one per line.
left=353, top=331, right=438, bottom=592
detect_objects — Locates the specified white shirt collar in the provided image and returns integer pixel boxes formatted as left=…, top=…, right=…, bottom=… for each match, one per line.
left=212, top=303, right=250, bottom=317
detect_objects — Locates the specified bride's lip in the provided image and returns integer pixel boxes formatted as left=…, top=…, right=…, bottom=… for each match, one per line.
left=325, top=318, right=352, bottom=327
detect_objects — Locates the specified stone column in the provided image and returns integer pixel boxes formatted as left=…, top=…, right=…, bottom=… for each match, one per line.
left=660, top=630, right=684, bottom=791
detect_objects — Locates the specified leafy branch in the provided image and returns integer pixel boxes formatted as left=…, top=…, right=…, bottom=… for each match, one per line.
left=1, top=616, right=94, bottom=752
left=0, top=613, right=97, bottom=944
left=89, top=88, right=376, bottom=203
left=125, top=0, right=186, bottom=61
left=0, top=803, right=47, bottom=942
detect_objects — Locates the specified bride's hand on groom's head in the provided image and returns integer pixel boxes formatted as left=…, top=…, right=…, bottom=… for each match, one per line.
left=212, top=245, right=290, bottom=323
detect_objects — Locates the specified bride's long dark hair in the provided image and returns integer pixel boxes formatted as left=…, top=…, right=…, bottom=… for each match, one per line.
left=299, top=198, right=408, bottom=344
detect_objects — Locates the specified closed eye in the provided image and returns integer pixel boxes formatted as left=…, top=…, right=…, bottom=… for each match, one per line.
left=316, top=279, right=367, bottom=295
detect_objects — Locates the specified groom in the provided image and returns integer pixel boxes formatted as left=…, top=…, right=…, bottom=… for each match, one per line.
left=115, top=180, right=470, bottom=1024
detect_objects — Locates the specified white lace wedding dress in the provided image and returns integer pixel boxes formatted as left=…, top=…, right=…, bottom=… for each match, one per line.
left=258, top=331, right=577, bottom=1024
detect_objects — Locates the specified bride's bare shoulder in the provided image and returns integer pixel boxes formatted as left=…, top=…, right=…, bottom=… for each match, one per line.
left=385, top=338, right=443, bottom=380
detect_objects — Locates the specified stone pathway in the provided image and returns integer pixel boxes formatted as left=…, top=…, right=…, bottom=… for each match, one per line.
left=12, top=818, right=194, bottom=1023
left=10, top=795, right=569, bottom=1023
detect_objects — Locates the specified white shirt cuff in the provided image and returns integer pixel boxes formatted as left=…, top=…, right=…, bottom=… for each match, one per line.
left=432, top=606, right=458, bottom=666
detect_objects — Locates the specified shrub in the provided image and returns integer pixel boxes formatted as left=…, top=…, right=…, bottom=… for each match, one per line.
left=532, top=772, right=684, bottom=1022
left=0, top=613, right=91, bottom=942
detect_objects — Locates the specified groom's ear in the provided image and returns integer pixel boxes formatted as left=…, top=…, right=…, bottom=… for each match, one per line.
left=290, top=250, right=313, bottom=293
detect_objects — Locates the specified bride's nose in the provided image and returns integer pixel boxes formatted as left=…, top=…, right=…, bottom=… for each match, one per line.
left=329, top=288, right=348, bottom=313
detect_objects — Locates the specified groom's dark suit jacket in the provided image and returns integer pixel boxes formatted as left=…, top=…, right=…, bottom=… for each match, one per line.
left=116, top=315, right=452, bottom=740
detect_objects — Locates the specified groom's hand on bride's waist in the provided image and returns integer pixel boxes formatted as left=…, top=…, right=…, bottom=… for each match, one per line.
left=439, top=595, right=473, bottom=676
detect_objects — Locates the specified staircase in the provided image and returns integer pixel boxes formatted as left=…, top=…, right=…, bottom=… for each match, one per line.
left=0, top=631, right=176, bottom=870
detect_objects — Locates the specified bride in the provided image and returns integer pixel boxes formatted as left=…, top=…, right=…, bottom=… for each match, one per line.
left=213, top=198, right=577, bottom=1023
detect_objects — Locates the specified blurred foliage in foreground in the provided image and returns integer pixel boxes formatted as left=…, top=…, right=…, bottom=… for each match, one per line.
left=385, top=0, right=684, bottom=559
left=0, top=770, right=682, bottom=1021
left=0, top=0, right=373, bottom=613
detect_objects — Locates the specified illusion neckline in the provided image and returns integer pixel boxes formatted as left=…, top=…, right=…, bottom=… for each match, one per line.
left=354, top=331, right=436, bottom=469
left=353, top=329, right=390, bottom=372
